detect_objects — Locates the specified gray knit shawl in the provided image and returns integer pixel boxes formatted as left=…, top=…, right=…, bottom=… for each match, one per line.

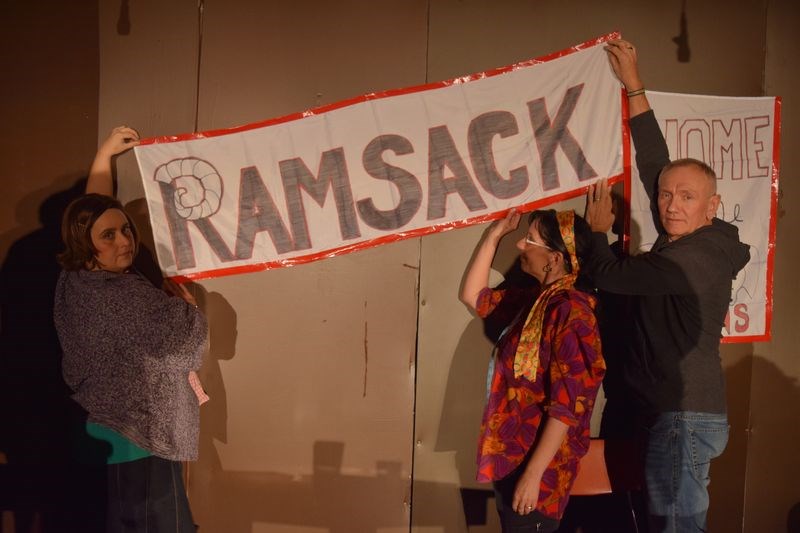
left=54, top=269, right=208, bottom=461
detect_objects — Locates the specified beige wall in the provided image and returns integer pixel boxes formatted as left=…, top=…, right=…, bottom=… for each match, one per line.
left=3, top=1, right=798, bottom=532
left=98, top=1, right=427, bottom=532
left=0, top=2, right=99, bottom=260
left=747, top=0, right=800, bottom=530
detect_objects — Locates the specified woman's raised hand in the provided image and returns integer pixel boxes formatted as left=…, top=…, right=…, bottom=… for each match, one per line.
left=98, top=125, right=140, bottom=158
left=87, top=126, right=141, bottom=196
left=460, top=207, right=523, bottom=311
left=488, top=208, right=522, bottom=242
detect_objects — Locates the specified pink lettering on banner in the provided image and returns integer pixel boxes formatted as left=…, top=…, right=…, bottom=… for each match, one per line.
left=638, top=93, right=779, bottom=343
left=723, top=303, right=750, bottom=335
left=662, top=115, right=771, bottom=180
left=711, top=119, right=743, bottom=180
left=745, top=116, right=770, bottom=178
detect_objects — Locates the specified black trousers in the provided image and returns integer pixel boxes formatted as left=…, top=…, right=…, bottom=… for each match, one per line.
left=492, top=461, right=560, bottom=533
left=107, top=456, right=196, bottom=533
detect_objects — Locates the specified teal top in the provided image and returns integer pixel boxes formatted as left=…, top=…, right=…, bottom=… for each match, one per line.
left=86, top=422, right=152, bottom=464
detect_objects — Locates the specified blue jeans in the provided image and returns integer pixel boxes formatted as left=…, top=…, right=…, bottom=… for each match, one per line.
left=642, top=412, right=729, bottom=532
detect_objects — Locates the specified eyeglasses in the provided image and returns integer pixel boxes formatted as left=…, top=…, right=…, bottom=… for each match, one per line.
left=524, top=236, right=552, bottom=250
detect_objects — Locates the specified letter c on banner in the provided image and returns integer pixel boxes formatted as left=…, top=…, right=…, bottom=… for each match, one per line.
left=154, top=157, right=224, bottom=220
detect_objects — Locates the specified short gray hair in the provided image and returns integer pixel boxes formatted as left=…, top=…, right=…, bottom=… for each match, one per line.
left=659, top=158, right=718, bottom=194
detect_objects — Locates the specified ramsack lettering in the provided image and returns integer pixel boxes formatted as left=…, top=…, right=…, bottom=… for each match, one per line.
left=159, top=85, right=596, bottom=270
left=279, top=148, right=361, bottom=250
left=357, top=135, right=423, bottom=231
left=468, top=111, right=529, bottom=199
left=529, top=84, right=597, bottom=190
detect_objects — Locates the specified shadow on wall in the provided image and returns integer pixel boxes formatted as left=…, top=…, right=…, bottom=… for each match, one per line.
left=190, top=439, right=415, bottom=533
left=432, top=314, right=495, bottom=529
left=0, top=177, right=107, bottom=532
left=433, top=257, right=540, bottom=530
left=190, top=284, right=237, bottom=491
left=789, top=502, right=800, bottom=533
left=732, top=354, right=800, bottom=533
left=0, top=182, right=227, bottom=532
left=706, top=343, right=753, bottom=531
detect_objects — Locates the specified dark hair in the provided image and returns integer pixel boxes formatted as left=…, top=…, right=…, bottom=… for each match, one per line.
left=527, top=209, right=592, bottom=274
left=57, top=194, right=139, bottom=271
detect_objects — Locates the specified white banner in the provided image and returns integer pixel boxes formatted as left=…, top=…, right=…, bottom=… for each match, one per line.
left=134, top=36, right=623, bottom=280
left=628, top=92, right=780, bottom=342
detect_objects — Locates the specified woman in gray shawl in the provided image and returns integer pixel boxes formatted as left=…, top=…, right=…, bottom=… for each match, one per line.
left=54, top=126, right=207, bottom=532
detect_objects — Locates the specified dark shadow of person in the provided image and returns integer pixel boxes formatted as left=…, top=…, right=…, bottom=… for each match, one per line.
left=124, top=197, right=166, bottom=287
left=596, top=182, right=637, bottom=440
left=0, top=178, right=109, bottom=533
left=788, top=502, right=800, bottom=533
left=711, top=353, right=800, bottom=532
left=188, top=285, right=238, bottom=515
left=559, top=184, right=648, bottom=532
left=435, top=216, right=538, bottom=529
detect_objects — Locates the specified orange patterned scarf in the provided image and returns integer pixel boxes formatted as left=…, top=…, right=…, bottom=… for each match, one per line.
left=513, top=210, right=580, bottom=381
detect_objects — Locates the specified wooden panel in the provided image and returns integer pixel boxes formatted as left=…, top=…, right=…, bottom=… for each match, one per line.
left=0, top=1, right=98, bottom=260
left=0, top=1, right=99, bottom=530
left=414, top=1, right=768, bottom=531
left=745, top=0, right=800, bottom=531
left=191, top=244, right=419, bottom=533
left=192, top=3, right=428, bottom=529
left=99, top=1, right=428, bottom=531
left=98, top=0, right=200, bottom=201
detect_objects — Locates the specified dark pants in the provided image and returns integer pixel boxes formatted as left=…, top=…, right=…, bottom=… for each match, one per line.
left=492, top=462, right=560, bottom=533
left=107, top=456, right=196, bottom=533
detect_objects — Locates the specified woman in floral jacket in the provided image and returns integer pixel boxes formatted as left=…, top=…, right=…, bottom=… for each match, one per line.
left=460, top=208, right=605, bottom=532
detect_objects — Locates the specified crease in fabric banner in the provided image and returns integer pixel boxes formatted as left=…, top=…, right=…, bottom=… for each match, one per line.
left=134, top=34, right=624, bottom=281
left=628, top=91, right=780, bottom=342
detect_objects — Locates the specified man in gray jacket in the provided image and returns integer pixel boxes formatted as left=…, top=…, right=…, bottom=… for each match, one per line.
left=585, top=39, right=751, bottom=532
